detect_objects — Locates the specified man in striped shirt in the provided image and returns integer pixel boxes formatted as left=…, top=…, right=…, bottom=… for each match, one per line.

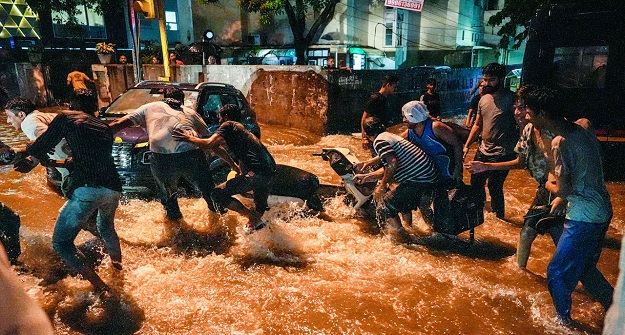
left=354, top=117, right=439, bottom=239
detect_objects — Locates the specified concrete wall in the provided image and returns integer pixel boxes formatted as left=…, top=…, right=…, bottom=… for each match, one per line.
left=142, top=65, right=330, bottom=134
left=91, top=64, right=136, bottom=109
left=99, top=64, right=484, bottom=135
left=0, top=63, right=49, bottom=107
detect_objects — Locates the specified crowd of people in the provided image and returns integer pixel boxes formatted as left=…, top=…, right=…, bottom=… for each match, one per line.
left=353, top=62, right=620, bottom=329
left=0, top=61, right=623, bottom=332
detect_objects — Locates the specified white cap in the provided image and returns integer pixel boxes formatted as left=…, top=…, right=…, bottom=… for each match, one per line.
left=402, top=100, right=429, bottom=123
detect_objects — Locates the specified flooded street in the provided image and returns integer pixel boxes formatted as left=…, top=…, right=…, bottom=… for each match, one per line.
left=1, top=119, right=623, bottom=335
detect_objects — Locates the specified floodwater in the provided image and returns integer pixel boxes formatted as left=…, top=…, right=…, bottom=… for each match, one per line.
left=1, top=119, right=623, bottom=335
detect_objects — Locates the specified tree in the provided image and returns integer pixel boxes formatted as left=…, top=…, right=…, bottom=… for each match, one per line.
left=488, top=0, right=616, bottom=50
left=199, top=0, right=341, bottom=65
left=27, top=0, right=124, bottom=31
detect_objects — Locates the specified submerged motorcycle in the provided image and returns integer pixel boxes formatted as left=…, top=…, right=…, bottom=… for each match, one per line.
left=316, top=147, right=485, bottom=241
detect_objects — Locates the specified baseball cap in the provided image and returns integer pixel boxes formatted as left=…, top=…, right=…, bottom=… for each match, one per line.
left=402, top=101, right=429, bottom=123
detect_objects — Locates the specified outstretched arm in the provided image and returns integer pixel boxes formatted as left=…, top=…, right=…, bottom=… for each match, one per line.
left=433, top=122, right=464, bottom=181
left=108, top=118, right=135, bottom=134
left=463, top=113, right=482, bottom=159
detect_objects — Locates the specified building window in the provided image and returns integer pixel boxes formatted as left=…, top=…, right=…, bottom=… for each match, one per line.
left=486, top=0, right=498, bottom=11
left=165, top=11, right=177, bottom=31
left=384, top=7, right=394, bottom=47
left=52, top=5, right=106, bottom=39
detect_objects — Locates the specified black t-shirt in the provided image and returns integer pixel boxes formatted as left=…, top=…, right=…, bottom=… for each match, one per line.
left=27, top=111, right=122, bottom=192
left=364, top=92, right=390, bottom=125
left=470, top=94, right=481, bottom=111
left=216, top=121, right=276, bottom=175
left=421, top=91, right=441, bottom=118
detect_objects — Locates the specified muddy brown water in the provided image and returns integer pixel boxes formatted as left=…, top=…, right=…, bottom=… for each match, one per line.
left=0, top=118, right=623, bottom=335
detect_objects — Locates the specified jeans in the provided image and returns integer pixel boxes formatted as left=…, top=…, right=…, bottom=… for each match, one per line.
left=150, top=149, right=215, bottom=218
left=470, top=151, right=516, bottom=217
left=547, top=219, right=614, bottom=318
left=53, top=186, right=121, bottom=271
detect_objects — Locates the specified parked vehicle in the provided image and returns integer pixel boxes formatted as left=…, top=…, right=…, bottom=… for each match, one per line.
left=48, top=81, right=261, bottom=195
left=521, top=4, right=625, bottom=179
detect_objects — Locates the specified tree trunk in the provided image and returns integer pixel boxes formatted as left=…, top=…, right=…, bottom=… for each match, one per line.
left=293, top=36, right=308, bottom=65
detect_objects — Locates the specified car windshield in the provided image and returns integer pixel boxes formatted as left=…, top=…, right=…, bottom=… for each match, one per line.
left=104, top=88, right=199, bottom=115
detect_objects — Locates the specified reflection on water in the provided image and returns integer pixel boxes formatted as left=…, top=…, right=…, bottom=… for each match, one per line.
left=0, top=119, right=623, bottom=335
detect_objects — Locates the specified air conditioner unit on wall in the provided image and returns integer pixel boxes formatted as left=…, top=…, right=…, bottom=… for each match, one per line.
left=247, top=34, right=261, bottom=46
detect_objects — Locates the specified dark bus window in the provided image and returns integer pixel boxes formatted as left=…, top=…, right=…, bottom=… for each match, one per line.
left=552, top=46, right=609, bottom=89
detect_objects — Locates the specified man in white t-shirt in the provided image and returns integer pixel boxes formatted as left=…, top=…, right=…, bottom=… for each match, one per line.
left=4, top=97, right=70, bottom=178
left=109, top=86, right=215, bottom=220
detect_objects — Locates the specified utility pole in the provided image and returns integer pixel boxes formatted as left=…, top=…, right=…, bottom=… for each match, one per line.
left=155, top=0, right=170, bottom=80
left=134, top=0, right=169, bottom=80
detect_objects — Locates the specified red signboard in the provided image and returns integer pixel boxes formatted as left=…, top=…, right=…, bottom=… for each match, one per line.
left=384, top=0, right=424, bottom=12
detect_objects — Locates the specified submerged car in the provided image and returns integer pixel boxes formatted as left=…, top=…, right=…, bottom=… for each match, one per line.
left=47, top=81, right=261, bottom=195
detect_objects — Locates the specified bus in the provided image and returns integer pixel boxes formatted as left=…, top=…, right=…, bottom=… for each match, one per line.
left=521, top=4, right=625, bottom=179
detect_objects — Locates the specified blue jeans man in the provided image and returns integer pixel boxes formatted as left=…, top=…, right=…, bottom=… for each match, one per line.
left=53, top=186, right=122, bottom=290
left=547, top=219, right=613, bottom=321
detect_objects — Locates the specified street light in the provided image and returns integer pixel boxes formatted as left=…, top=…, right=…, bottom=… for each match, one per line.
left=374, top=23, right=388, bottom=50
left=202, top=29, right=214, bottom=66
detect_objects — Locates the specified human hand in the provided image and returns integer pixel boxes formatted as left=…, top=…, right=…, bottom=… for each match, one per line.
left=353, top=162, right=366, bottom=173
left=550, top=197, right=568, bottom=217
left=464, top=161, right=487, bottom=174
left=13, top=157, right=37, bottom=173
left=172, top=128, right=193, bottom=141
left=353, top=174, right=366, bottom=184
left=361, top=138, right=370, bottom=150
left=462, top=146, right=470, bottom=160
left=373, top=184, right=385, bottom=203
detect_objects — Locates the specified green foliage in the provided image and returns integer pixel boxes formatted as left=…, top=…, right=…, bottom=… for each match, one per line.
left=27, top=0, right=124, bottom=33
left=238, top=0, right=339, bottom=24
left=488, top=0, right=614, bottom=50
left=139, top=40, right=162, bottom=64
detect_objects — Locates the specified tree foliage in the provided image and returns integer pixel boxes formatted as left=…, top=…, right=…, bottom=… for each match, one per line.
left=27, top=0, right=124, bottom=25
left=488, top=0, right=616, bottom=50
left=199, top=0, right=342, bottom=64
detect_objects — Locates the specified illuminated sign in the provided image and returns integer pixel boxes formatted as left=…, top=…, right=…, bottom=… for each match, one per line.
left=384, top=0, right=424, bottom=12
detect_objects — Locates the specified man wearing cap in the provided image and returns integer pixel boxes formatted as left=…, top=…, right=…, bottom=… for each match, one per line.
left=402, top=100, right=463, bottom=184
left=353, top=117, right=439, bottom=240
left=400, top=100, right=464, bottom=227
left=109, top=86, right=215, bottom=221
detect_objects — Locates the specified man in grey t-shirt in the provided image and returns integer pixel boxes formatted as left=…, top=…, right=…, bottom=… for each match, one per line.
left=463, top=63, right=519, bottom=219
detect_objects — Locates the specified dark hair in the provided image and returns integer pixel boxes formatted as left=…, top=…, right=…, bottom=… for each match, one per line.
left=482, top=62, right=506, bottom=79
left=70, top=89, right=98, bottom=115
left=363, top=116, right=385, bottom=137
left=517, top=85, right=563, bottom=120
left=162, top=86, right=184, bottom=102
left=425, top=77, right=437, bottom=86
left=219, top=104, right=241, bottom=122
left=382, top=75, right=399, bottom=87
left=5, top=96, right=35, bottom=115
